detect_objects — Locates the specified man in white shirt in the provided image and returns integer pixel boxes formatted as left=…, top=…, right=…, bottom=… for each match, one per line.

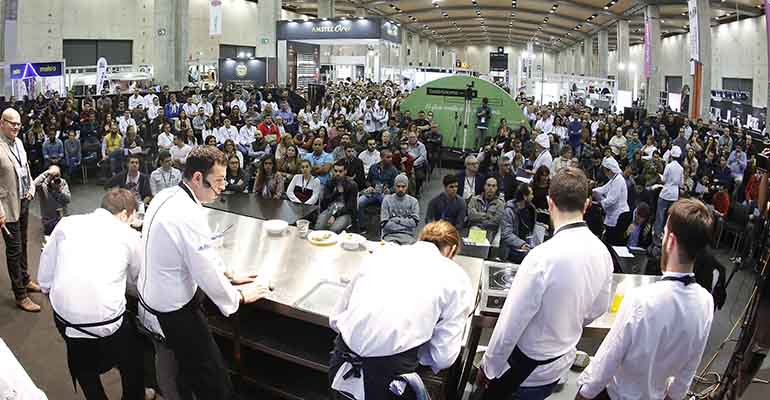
left=138, top=147, right=268, bottom=400
left=150, top=151, right=182, bottom=195
left=476, top=167, right=613, bottom=399
left=146, top=97, right=161, bottom=124
left=654, top=146, right=684, bottom=237
left=576, top=198, right=714, bottom=400
left=238, top=119, right=257, bottom=151
left=592, top=157, right=630, bottom=245
left=217, top=118, right=239, bottom=146
left=143, top=91, right=158, bottom=110
left=38, top=188, right=147, bottom=400
left=157, top=123, right=174, bottom=152
left=229, top=93, right=247, bottom=114
left=182, top=97, right=198, bottom=117
left=169, top=134, right=193, bottom=168
left=128, top=90, right=145, bottom=111
left=535, top=111, right=554, bottom=135
left=329, top=221, right=474, bottom=400
left=358, top=138, right=381, bottom=176
left=118, top=110, right=137, bottom=135
left=531, top=133, right=553, bottom=174
left=608, top=128, right=627, bottom=159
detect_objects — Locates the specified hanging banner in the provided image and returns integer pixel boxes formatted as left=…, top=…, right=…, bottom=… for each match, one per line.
left=95, top=57, right=108, bottom=92
left=210, top=0, right=223, bottom=36
left=688, top=0, right=700, bottom=63
left=643, top=15, right=652, bottom=79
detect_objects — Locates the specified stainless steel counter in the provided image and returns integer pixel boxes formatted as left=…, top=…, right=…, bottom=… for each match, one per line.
left=206, top=208, right=484, bottom=326
left=584, top=273, right=661, bottom=335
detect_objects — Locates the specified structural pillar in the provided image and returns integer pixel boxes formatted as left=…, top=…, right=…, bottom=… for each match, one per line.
left=174, top=0, right=190, bottom=89
left=644, top=5, right=662, bottom=115
left=583, top=38, right=594, bottom=77
left=318, top=0, right=335, bottom=18
left=598, top=29, right=609, bottom=78
left=616, top=19, right=630, bottom=91
left=572, top=46, right=580, bottom=75
left=691, top=0, right=712, bottom=119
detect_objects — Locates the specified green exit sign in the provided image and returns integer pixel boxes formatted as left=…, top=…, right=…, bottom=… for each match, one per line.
left=260, top=38, right=270, bottom=45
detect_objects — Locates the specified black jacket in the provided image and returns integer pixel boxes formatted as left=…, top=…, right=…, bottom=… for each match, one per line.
left=491, top=172, right=517, bottom=202
left=343, top=156, right=366, bottom=190
left=426, top=192, right=466, bottom=230
left=321, top=177, right=358, bottom=218
left=457, top=170, right=484, bottom=199
left=106, top=171, right=152, bottom=201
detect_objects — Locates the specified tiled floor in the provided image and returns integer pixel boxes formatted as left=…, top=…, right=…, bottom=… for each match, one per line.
left=1, top=169, right=768, bottom=399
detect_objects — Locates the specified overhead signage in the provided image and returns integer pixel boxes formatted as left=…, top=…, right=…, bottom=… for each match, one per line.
left=711, top=89, right=750, bottom=102
left=210, top=0, right=222, bottom=36
left=219, top=58, right=267, bottom=85
left=9, top=62, right=64, bottom=80
left=277, top=16, right=401, bottom=44
left=490, top=52, right=508, bottom=72
left=427, top=87, right=477, bottom=98
left=644, top=14, right=652, bottom=79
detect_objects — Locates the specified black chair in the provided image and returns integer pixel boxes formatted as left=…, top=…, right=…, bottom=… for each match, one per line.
left=722, top=203, right=750, bottom=256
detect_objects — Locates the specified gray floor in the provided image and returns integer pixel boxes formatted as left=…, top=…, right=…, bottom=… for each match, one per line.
left=1, top=169, right=768, bottom=399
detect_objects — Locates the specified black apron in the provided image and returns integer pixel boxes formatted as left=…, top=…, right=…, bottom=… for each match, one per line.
left=138, top=182, right=236, bottom=400
left=52, top=308, right=136, bottom=390
left=329, top=335, right=427, bottom=400
left=478, top=222, right=589, bottom=399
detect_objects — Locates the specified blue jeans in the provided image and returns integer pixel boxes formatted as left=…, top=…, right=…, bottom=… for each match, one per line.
left=357, top=192, right=384, bottom=228
left=65, top=156, right=80, bottom=178
left=654, top=197, right=674, bottom=237
left=511, top=382, right=558, bottom=400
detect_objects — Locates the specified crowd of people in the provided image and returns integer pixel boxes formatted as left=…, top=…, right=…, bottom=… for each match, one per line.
left=1, top=76, right=770, bottom=400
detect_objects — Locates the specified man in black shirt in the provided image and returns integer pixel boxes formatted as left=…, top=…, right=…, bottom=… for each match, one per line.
left=316, top=160, right=358, bottom=233
left=342, top=144, right=366, bottom=190
left=426, top=174, right=466, bottom=230
left=424, top=123, right=444, bottom=174
left=491, top=156, right=517, bottom=202
left=413, top=110, right=431, bottom=139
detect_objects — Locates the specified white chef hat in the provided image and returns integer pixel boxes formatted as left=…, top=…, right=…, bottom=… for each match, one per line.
left=602, top=157, right=622, bottom=175
left=535, top=133, right=550, bottom=149
left=671, top=145, right=682, bottom=159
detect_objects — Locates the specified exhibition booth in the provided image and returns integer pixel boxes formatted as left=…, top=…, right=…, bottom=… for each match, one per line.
left=2, top=61, right=66, bottom=97
left=276, top=16, right=401, bottom=88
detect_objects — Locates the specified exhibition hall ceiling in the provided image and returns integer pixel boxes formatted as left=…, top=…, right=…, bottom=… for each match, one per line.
left=282, top=0, right=766, bottom=49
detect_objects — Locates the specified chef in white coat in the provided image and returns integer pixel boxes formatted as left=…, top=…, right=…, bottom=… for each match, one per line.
left=576, top=199, right=714, bottom=399
left=531, top=133, right=553, bottom=174
left=137, top=147, right=268, bottom=400
left=38, top=188, right=147, bottom=399
left=329, top=221, right=474, bottom=400
left=591, top=157, right=629, bottom=245
left=0, top=337, right=47, bottom=400
left=476, top=167, right=613, bottom=399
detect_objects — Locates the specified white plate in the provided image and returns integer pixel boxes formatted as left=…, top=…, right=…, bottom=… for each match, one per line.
left=308, top=230, right=338, bottom=246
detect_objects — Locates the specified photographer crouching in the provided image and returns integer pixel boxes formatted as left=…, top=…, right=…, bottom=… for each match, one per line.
left=32, top=165, right=71, bottom=235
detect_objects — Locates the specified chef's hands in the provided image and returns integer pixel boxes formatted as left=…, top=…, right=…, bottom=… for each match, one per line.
left=328, top=216, right=336, bottom=225
left=519, top=244, right=531, bottom=252
left=228, top=273, right=258, bottom=285
left=238, top=282, right=270, bottom=304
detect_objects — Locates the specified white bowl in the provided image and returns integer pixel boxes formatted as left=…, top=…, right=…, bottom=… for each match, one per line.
left=340, top=233, right=366, bottom=250
left=264, top=219, right=288, bottom=236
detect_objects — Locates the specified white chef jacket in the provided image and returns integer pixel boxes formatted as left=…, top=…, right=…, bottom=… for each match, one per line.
left=358, top=149, right=381, bottom=176
left=532, top=149, right=553, bottom=173
left=138, top=185, right=240, bottom=337
left=150, top=167, right=182, bottom=196
left=577, top=272, right=714, bottom=400
left=659, top=160, right=684, bottom=202
left=593, top=174, right=630, bottom=227
left=217, top=126, right=239, bottom=144
left=330, top=241, right=473, bottom=383
left=38, top=209, right=142, bottom=339
left=128, top=95, right=145, bottom=111
left=238, top=125, right=257, bottom=147
left=0, top=338, right=48, bottom=400
left=481, top=223, right=612, bottom=386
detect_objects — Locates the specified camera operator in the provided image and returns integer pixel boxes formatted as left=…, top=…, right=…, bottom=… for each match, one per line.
left=728, top=147, right=770, bottom=397
left=32, top=165, right=70, bottom=235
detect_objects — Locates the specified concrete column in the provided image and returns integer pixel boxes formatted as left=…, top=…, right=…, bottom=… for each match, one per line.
left=616, top=19, right=630, bottom=91
left=692, top=0, right=712, bottom=119
left=354, top=7, right=366, bottom=18
left=598, top=29, right=609, bottom=78
left=398, top=29, right=406, bottom=67
left=318, top=0, right=335, bottom=18
left=584, top=38, right=593, bottom=76
left=174, top=0, right=190, bottom=89
left=572, top=46, right=580, bottom=75
left=644, top=5, right=661, bottom=115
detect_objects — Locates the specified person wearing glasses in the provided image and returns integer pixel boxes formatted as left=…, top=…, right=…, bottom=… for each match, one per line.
left=0, top=108, right=41, bottom=312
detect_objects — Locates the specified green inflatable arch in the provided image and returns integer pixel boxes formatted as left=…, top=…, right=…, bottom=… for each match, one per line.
left=399, top=75, right=530, bottom=150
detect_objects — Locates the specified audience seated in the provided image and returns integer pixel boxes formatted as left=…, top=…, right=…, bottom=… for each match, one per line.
left=316, top=160, right=358, bottom=233
left=426, top=174, right=466, bottom=230
left=380, top=174, right=420, bottom=245
left=467, top=177, right=505, bottom=243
